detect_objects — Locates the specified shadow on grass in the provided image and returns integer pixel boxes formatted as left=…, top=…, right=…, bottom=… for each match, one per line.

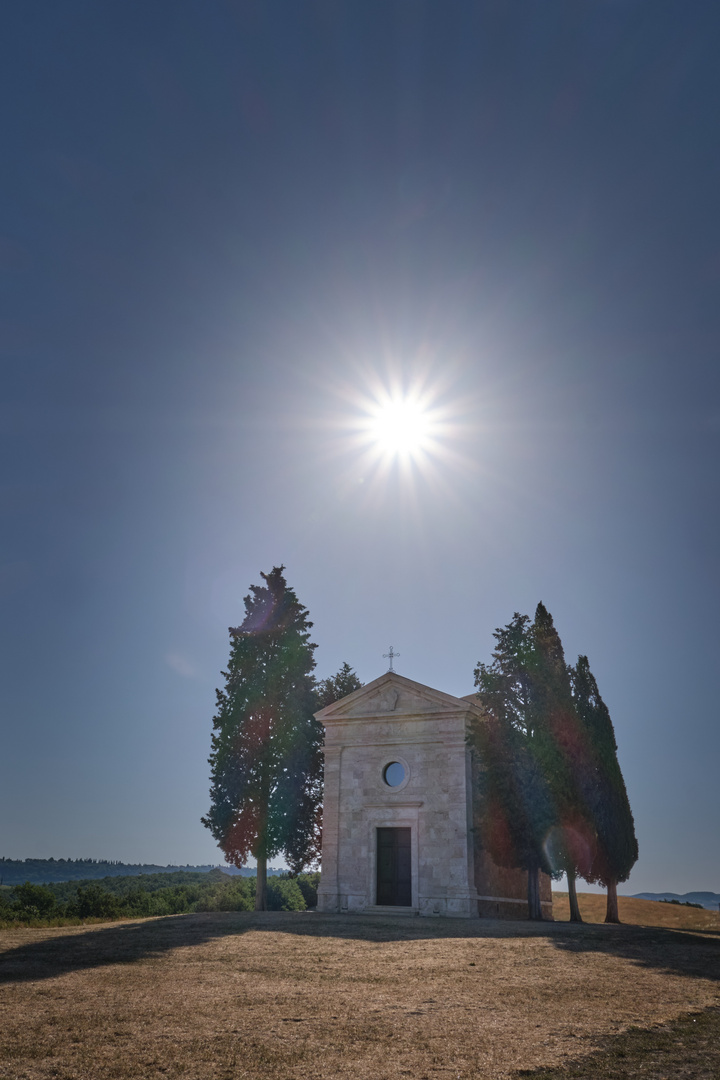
left=547, top=920, right=720, bottom=985
left=513, top=1004, right=720, bottom=1079
left=1, top=910, right=719, bottom=987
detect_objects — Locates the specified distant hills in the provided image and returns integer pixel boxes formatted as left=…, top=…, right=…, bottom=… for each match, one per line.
left=0, top=858, right=285, bottom=886
left=5, top=862, right=716, bottom=909
left=631, top=891, right=720, bottom=911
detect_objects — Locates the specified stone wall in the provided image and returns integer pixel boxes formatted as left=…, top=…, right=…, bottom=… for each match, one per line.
left=317, top=678, right=480, bottom=917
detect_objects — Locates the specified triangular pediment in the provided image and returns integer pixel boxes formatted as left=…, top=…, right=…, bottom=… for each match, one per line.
left=315, top=671, right=481, bottom=723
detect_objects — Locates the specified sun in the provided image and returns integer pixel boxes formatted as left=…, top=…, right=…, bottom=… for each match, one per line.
left=336, top=374, right=458, bottom=484
left=369, top=397, right=432, bottom=457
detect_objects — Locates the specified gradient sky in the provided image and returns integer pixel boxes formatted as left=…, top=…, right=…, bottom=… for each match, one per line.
left=2, top=2, right=719, bottom=895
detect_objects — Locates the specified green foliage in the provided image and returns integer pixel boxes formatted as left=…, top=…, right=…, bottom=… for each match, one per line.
left=470, top=611, right=559, bottom=880
left=569, top=655, right=638, bottom=887
left=0, top=869, right=308, bottom=927
left=192, top=874, right=305, bottom=912
left=301, top=662, right=364, bottom=876
left=195, top=876, right=256, bottom=912
left=532, top=604, right=597, bottom=883
left=293, top=871, right=321, bottom=909
left=471, top=605, right=638, bottom=918
left=75, top=883, right=122, bottom=919
left=202, top=566, right=320, bottom=887
left=44, top=869, right=229, bottom=905
left=315, top=662, right=363, bottom=710
left=471, top=604, right=610, bottom=917
left=267, top=876, right=306, bottom=911
left=0, top=858, right=225, bottom=886
left=12, top=882, right=59, bottom=919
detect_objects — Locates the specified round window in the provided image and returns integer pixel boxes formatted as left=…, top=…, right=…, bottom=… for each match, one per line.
left=383, top=761, right=406, bottom=787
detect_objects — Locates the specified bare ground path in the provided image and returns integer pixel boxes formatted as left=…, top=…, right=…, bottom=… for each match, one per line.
left=1, top=911, right=719, bottom=1080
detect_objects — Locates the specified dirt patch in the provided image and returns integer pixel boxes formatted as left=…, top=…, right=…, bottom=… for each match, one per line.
left=1, top=911, right=718, bottom=1079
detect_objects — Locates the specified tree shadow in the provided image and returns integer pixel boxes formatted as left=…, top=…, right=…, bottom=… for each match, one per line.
left=548, top=920, right=720, bottom=984
left=0, top=912, right=250, bottom=985
left=1, top=911, right=719, bottom=987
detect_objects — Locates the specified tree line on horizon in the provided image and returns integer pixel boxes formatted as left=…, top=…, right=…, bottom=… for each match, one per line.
left=0, top=859, right=290, bottom=887
left=0, top=870, right=320, bottom=927
left=204, top=566, right=637, bottom=921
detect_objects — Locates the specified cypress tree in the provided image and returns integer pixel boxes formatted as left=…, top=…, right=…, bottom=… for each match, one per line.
left=470, top=612, right=558, bottom=920
left=202, top=566, right=318, bottom=909
left=569, top=655, right=638, bottom=923
left=532, top=604, right=596, bottom=922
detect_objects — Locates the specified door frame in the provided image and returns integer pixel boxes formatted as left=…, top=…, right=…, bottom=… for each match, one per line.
left=376, top=826, right=412, bottom=906
left=366, top=807, right=420, bottom=910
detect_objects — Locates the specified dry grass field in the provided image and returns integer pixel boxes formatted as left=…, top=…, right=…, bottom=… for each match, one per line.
left=1, top=901, right=719, bottom=1080
left=552, top=891, right=720, bottom=932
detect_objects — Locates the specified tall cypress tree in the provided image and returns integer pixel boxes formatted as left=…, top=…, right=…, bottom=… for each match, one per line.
left=532, top=604, right=596, bottom=922
left=202, top=566, right=318, bottom=909
left=470, top=612, right=559, bottom=920
left=569, top=655, right=638, bottom=923
left=471, top=604, right=604, bottom=921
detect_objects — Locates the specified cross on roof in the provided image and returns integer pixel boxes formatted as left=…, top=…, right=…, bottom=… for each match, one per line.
left=383, top=645, right=400, bottom=672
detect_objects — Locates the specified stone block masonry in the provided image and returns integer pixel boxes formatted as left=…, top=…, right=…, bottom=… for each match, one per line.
left=315, top=671, right=552, bottom=920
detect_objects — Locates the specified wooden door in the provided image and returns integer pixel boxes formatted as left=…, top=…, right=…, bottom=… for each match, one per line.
left=376, top=827, right=412, bottom=906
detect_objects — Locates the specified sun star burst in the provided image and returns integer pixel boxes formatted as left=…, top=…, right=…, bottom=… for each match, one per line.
left=369, top=397, right=432, bottom=457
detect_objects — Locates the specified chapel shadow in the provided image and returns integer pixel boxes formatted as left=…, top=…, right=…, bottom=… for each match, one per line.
left=289, top=913, right=720, bottom=985
left=2, top=910, right=719, bottom=987
left=0, top=910, right=531, bottom=984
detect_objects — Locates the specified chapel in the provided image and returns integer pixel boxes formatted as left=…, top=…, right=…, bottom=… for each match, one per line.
left=315, top=670, right=553, bottom=919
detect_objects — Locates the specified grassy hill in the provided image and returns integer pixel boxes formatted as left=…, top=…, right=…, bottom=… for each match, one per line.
left=552, top=891, right=720, bottom=932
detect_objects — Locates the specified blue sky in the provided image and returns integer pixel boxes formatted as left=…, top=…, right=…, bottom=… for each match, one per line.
left=1, top=1, right=719, bottom=894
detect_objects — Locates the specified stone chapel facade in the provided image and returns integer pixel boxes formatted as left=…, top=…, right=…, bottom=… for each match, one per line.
left=315, top=670, right=553, bottom=919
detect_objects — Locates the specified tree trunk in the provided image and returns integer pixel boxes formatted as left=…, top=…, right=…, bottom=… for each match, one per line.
left=605, top=878, right=620, bottom=923
left=255, top=851, right=267, bottom=911
left=567, top=869, right=583, bottom=923
left=527, top=866, right=543, bottom=920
